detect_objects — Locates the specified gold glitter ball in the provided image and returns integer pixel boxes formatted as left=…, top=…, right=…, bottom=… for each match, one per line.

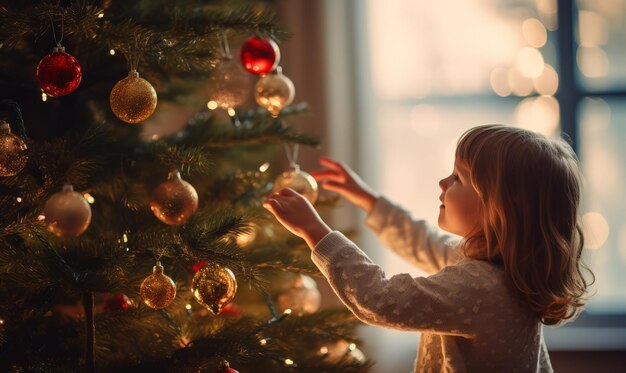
left=207, top=58, right=251, bottom=110
left=150, top=171, right=198, bottom=225
left=110, top=70, right=157, bottom=124
left=0, top=122, right=27, bottom=177
left=254, top=67, right=295, bottom=117
left=272, top=167, right=318, bottom=204
left=44, top=185, right=92, bottom=237
left=191, top=262, right=237, bottom=315
left=140, top=262, right=176, bottom=310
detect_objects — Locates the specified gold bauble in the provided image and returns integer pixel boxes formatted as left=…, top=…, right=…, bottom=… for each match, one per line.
left=43, top=185, right=92, bottom=237
left=140, top=261, right=177, bottom=309
left=0, top=121, right=28, bottom=177
left=254, top=66, right=295, bottom=117
left=191, top=262, right=237, bottom=315
left=150, top=170, right=198, bottom=225
left=276, top=274, right=321, bottom=315
left=110, top=70, right=157, bottom=124
left=207, top=57, right=251, bottom=110
left=272, top=166, right=318, bottom=204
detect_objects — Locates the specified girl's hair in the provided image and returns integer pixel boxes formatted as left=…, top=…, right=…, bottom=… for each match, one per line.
left=455, top=124, right=593, bottom=326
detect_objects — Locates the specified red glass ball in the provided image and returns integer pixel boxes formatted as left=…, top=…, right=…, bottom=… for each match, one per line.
left=103, top=294, right=132, bottom=312
left=36, top=47, right=82, bottom=97
left=240, top=37, right=280, bottom=75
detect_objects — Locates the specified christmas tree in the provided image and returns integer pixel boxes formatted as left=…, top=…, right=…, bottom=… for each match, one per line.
left=0, top=1, right=371, bottom=371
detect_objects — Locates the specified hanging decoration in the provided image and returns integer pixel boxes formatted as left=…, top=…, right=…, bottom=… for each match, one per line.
left=240, top=37, right=280, bottom=75
left=254, top=66, right=295, bottom=117
left=276, top=274, right=321, bottom=315
left=0, top=121, right=28, bottom=177
left=140, top=260, right=177, bottom=310
left=37, top=18, right=81, bottom=97
left=150, top=170, right=199, bottom=225
left=191, top=262, right=237, bottom=315
left=43, top=185, right=92, bottom=237
left=110, top=35, right=157, bottom=123
left=272, top=143, right=318, bottom=204
left=207, top=32, right=251, bottom=114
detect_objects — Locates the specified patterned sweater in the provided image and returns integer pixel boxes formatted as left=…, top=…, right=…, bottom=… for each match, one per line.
left=311, top=197, right=553, bottom=372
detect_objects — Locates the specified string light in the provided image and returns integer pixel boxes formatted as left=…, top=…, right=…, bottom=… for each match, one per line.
left=349, top=343, right=357, bottom=351
left=227, top=108, right=236, bottom=117
left=185, top=304, right=192, bottom=310
left=320, top=346, right=328, bottom=354
left=259, top=162, right=270, bottom=172
left=37, top=214, right=45, bottom=221
left=259, top=338, right=268, bottom=346
left=41, top=92, right=48, bottom=102
left=97, top=12, right=104, bottom=18
left=284, top=358, right=294, bottom=366
left=123, top=233, right=128, bottom=243
left=0, top=319, right=4, bottom=325
left=207, top=101, right=218, bottom=110
left=83, top=193, right=95, bottom=204
left=283, top=308, right=292, bottom=315
left=16, top=197, right=22, bottom=203
left=109, top=49, right=115, bottom=55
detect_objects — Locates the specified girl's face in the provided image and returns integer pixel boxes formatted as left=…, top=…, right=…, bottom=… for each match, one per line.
left=438, top=161, right=482, bottom=237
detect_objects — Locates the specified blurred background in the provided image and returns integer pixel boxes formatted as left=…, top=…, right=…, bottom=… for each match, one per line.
left=273, top=0, right=626, bottom=371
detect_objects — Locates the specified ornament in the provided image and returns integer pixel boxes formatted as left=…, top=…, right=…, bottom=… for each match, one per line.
left=220, top=302, right=240, bottom=317
left=110, top=70, right=157, bottom=123
left=276, top=274, right=321, bottom=315
left=272, top=166, right=318, bottom=204
left=103, top=294, right=132, bottom=312
left=140, top=260, right=177, bottom=310
left=217, top=360, right=239, bottom=373
left=150, top=170, right=198, bottom=225
left=191, top=262, right=237, bottom=315
left=0, top=121, right=28, bottom=177
left=240, top=37, right=280, bottom=75
left=36, top=45, right=82, bottom=97
left=254, top=66, right=295, bottom=117
left=319, top=340, right=366, bottom=363
left=207, top=57, right=251, bottom=111
left=44, top=185, right=92, bottom=237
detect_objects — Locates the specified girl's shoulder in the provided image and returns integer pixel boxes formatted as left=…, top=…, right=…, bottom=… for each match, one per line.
left=434, top=258, right=506, bottom=290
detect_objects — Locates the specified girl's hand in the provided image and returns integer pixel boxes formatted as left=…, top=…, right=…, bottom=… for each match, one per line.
left=263, top=188, right=332, bottom=249
left=309, top=157, right=379, bottom=214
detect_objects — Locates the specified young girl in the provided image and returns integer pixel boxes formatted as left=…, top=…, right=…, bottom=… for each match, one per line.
left=263, top=125, right=592, bottom=372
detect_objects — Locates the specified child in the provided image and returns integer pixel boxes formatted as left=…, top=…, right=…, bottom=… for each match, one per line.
left=263, top=125, right=592, bottom=372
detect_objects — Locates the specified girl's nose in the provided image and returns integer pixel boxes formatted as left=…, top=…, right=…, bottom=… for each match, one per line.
left=438, top=178, right=447, bottom=191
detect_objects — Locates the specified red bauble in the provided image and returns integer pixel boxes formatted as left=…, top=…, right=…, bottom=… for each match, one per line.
left=103, top=294, right=132, bottom=312
left=218, top=360, right=239, bottom=373
left=192, top=261, right=207, bottom=273
left=36, top=46, right=82, bottom=97
left=240, top=37, right=280, bottom=75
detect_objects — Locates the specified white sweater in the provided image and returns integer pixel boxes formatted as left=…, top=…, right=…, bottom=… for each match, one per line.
left=311, top=197, right=553, bottom=373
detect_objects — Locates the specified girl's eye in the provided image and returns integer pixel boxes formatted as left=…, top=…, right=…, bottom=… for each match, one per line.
left=452, top=174, right=460, bottom=181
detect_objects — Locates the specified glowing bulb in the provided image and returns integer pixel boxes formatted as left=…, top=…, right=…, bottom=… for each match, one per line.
left=109, top=49, right=115, bottom=55
left=207, top=101, right=218, bottom=110
left=37, top=214, right=45, bottom=221
left=283, top=308, right=292, bottom=315
left=123, top=233, right=128, bottom=243
left=349, top=343, right=357, bottom=351
left=83, top=193, right=95, bottom=204
left=260, top=338, right=268, bottom=346
left=41, top=92, right=48, bottom=102
left=284, top=358, right=294, bottom=366
left=259, top=162, right=270, bottom=172
left=185, top=304, right=192, bottom=310
left=97, top=12, right=104, bottom=18
left=151, top=134, right=159, bottom=141
left=16, top=197, right=22, bottom=203
left=227, top=108, right=236, bottom=117
left=320, top=346, right=328, bottom=354
left=0, top=319, right=4, bottom=324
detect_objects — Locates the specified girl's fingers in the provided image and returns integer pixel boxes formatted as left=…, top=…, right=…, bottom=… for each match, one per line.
left=279, top=187, right=296, bottom=196
left=309, top=169, right=344, bottom=183
left=318, top=157, right=346, bottom=173
left=320, top=180, right=350, bottom=195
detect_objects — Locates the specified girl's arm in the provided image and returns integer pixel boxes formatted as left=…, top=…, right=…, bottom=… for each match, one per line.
left=366, top=196, right=462, bottom=274
left=310, top=157, right=461, bottom=275
left=263, top=188, right=481, bottom=336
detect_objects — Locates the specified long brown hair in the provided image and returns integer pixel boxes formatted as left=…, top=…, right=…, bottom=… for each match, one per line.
left=455, top=125, right=593, bottom=325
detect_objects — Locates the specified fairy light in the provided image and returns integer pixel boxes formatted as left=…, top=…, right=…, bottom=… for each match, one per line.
left=37, top=214, right=45, bottom=221
left=259, top=338, right=268, bottom=346
left=320, top=346, right=328, bottom=354
left=259, top=162, right=270, bottom=172
left=151, top=134, right=159, bottom=141
left=109, top=49, right=115, bottom=55
left=16, top=197, right=22, bottom=203
left=284, top=358, right=294, bottom=366
left=283, top=308, right=292, bottom=315
left=97, top=12, right=104, bottom=18
left=41, top=92, right=48, bottom=102
left=185, top=304, right=192, bottom=310
left=83, top=193, right=95, bottom=204
left=207, top=101, right=218, bottom=110
left=349, top=343, right=357, bottom=351
left=0, top=319, right=4, bottom=325
left=227, top=108, right=236, bottom=117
